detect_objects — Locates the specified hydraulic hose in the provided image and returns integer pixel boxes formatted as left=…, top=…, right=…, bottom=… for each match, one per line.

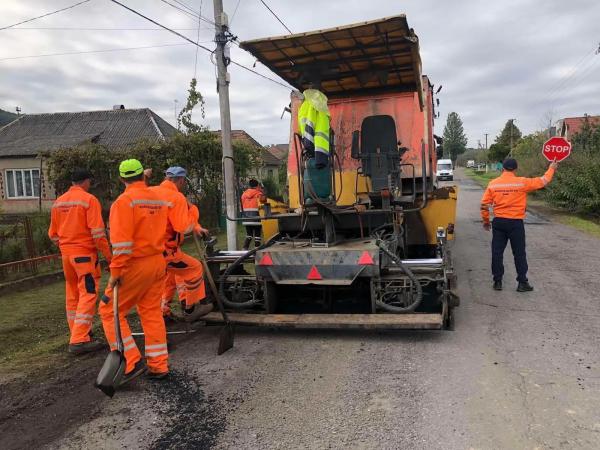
left=375, top=240, right=423, bottom=313
left=219, top=233, right=281, bottom=309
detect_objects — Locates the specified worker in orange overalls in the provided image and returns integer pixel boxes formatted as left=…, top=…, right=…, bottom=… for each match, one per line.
left=151, top=166, right=212, bottom=322
left=481, top=158, right=558, bottom=292
left=48, top=169, right=111, bottom=354
left=99, top=159, right=190, bottom=383
left=241, top=178, right=264, bottom=250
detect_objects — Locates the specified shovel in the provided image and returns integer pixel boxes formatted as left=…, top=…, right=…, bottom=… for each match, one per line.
left=192, top=233, right=234, bottom=355
left=95, top=284, right=126, bottom=397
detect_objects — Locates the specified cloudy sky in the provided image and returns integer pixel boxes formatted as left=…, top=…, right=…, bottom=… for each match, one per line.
left=1, top=0, right=599, bottom=148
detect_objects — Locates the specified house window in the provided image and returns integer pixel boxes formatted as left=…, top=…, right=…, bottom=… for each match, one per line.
left=5, top=169, right=40, bottom=199
left=268, top=169, right=274, bottom=178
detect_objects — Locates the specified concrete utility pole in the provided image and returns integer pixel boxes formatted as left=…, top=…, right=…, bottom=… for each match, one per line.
left=509, top=118, right=516, bottom=157
left=484, top=133, right=488, bottom=150
left=213, top=0, right=237, bottom=250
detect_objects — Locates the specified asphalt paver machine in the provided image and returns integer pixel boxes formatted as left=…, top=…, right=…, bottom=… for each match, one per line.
left=204, top=15, right=459, bottom=330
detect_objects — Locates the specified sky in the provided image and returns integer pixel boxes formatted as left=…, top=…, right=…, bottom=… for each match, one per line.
left=1, top=0, right=599, bottom=148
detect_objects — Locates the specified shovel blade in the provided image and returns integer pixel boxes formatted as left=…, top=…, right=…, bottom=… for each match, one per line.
left=217, top=324, right=234, bottom=355
left=95, top=350, right=126, bottom=398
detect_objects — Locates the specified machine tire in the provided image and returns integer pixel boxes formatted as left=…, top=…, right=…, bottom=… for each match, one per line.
left=445, top=308, right=455, bottom=331
left=264, top=281, right=278, bottom=314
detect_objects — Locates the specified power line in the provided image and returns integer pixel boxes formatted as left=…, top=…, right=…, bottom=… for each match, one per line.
left=230, top=0, right=242, bottom=25
left=109, top=0, right=291, bottom=90
left=158, top=0, right=215, bottom=27
left=0, top=0, right=91, bottom=31
left=193, top=0, right=204, bottom=78
left=257, top=0, right=292, bottom=34
left=3, top=27, right=203, bottom=31
left=0, top=42, right=192, bottom=62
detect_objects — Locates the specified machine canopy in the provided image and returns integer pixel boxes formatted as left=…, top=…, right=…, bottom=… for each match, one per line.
left=240, top=15, right=424, bottom=106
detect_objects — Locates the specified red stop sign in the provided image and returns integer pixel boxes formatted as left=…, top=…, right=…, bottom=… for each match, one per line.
left=542, top=136, right=572, bottom=162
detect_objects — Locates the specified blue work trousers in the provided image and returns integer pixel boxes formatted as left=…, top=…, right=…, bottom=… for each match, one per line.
left=491, top=217, right=528, bottom=283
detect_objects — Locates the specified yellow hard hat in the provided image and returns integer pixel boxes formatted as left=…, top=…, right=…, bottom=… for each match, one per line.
left=119, top=159, right=144, bottom=178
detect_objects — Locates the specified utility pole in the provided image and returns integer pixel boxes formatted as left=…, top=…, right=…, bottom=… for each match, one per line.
left=484, top=133, right=488, bottom=150
left=509, top=119, right=516, bottom=157
left=213, top=0, right=238, bottom=250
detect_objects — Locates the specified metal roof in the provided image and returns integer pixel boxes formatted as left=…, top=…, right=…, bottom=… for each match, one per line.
left=240, top=15, right=423, bottom=103
left=0, top=108, right=176, bottom=157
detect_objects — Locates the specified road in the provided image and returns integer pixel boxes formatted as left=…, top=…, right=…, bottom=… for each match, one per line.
left=4, top=169, right=600, bottom=449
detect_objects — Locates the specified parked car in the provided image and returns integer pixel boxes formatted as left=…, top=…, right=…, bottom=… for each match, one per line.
left=466, top=160, right=476, bottom=168
left=436, top=159, right=454, bottom=181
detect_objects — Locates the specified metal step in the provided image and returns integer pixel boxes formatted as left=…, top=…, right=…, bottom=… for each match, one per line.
left=202, top=312, right=443, bottom=330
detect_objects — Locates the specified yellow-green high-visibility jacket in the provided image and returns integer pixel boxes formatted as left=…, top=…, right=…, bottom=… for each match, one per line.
left=298, top=89, right=330, bottom=166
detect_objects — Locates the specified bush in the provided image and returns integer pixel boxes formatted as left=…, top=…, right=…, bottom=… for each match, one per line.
left=46, top=132, right=261, bottom=228
left=511, top=129, right=600, bottom=217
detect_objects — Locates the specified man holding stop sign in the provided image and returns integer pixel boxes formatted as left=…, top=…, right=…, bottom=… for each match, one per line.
left=480, top=156, right=559, bottom=292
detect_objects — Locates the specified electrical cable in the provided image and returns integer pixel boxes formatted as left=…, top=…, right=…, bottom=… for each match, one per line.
left=193, top=0, right=204, bottom=79
left=257, top=0, right=292, bottom=34
left=0, top=0, right=91, bottom=31
left=158, top=0, right=215, bottom=27
left=109, top=0, right=291, bottom=90
left=0, top=42, right=191, bottom=62
left=230, top=0, right=242, bottom=25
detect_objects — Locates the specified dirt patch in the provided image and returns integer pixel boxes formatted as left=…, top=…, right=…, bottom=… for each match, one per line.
left=0, top=352, right=107, bottom=450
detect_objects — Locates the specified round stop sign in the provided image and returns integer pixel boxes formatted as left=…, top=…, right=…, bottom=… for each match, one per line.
left=542, top=136, right=572, bottom=162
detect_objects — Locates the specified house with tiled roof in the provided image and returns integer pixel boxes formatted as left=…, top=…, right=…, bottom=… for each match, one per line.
left=212, top=130, right=287, bottom=181
left=0, top=107, right=176, bottom=213
left=556, top=115, right=600, bottom=139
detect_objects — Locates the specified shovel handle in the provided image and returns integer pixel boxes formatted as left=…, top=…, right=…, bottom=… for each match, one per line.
left=192, top=233, right=230, bottom=323
left=113, top=284, right=124, bottom=353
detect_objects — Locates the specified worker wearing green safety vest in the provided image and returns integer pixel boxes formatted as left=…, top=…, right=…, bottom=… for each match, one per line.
left=298, top=89, right=330, bottom=168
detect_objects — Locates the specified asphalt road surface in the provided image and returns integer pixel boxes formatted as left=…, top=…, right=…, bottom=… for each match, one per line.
left=8, top=169, right=600, bottom=450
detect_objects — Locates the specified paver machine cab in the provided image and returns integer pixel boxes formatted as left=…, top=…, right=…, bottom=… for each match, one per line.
left=204, top=15, right=459, bottom=329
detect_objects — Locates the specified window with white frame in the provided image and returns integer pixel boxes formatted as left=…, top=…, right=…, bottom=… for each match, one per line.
left=5, top=169, right=41, bottom=199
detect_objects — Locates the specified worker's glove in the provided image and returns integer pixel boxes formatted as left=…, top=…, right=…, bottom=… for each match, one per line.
left=107, top=276, right=121, bottom=289
left=483, top=222, right=491, bottom=231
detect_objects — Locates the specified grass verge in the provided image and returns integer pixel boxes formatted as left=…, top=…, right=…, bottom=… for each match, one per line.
left=0, top=225, right=248, bottom=375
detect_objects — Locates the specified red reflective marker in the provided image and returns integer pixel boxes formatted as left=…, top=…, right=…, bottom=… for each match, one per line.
left=357, top=251, right=375, bottom=265
left=307, top=265, right=322, bottom=280
left=258, top=252, right=273, bottom=266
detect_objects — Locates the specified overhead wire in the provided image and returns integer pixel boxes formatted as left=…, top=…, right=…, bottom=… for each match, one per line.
left=108, top=0, right=291, bottom=90
left=230, top=0, right=242, bottom=25
left=193, top=0, right=204, bottom=79
left=158, top=0, right=215, bottom=26
left=0, top=42, right=192, bottom=62
left=0, top=0, right=91, bottom=31
left=257, top=0, right=292, bottom=34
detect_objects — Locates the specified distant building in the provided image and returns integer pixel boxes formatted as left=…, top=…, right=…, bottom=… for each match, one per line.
left=212, top=130, right=287, bottom=181
left=0, top=108, right=176, bottom=213
left=556, top=115, right=600, bottom=139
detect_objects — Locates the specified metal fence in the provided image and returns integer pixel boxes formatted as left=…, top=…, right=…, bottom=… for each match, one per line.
left=0, top=214, right=60, bottom=283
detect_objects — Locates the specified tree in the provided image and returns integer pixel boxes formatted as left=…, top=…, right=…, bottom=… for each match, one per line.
left=442, top=112, right=468, bottom=163
left=487, top=120, right=522, bottom=162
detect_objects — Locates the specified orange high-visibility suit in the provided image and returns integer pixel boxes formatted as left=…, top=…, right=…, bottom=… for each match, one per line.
left=480, top=167, right=555, bottom=223
left=99, top=180, right=189, bottom=374
left=241, top=187, right=264, bottom=250
left=151, top=180, right=205, bottom=314
left=48, top=186, right=111, bottom=345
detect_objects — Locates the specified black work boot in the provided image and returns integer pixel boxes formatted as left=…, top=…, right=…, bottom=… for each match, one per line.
left=493, top=280, right=503, bottom=291
left=118, top=360, right=147, bottom=387
left=517, top=281, right=534, bottom=292
left=68, top=339, right=106, bottom=355
left=184, top=300, right=214, bottom=322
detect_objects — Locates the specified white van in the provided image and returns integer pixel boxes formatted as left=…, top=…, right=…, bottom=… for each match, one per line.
left=436, top=159, right=454, bottom=181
